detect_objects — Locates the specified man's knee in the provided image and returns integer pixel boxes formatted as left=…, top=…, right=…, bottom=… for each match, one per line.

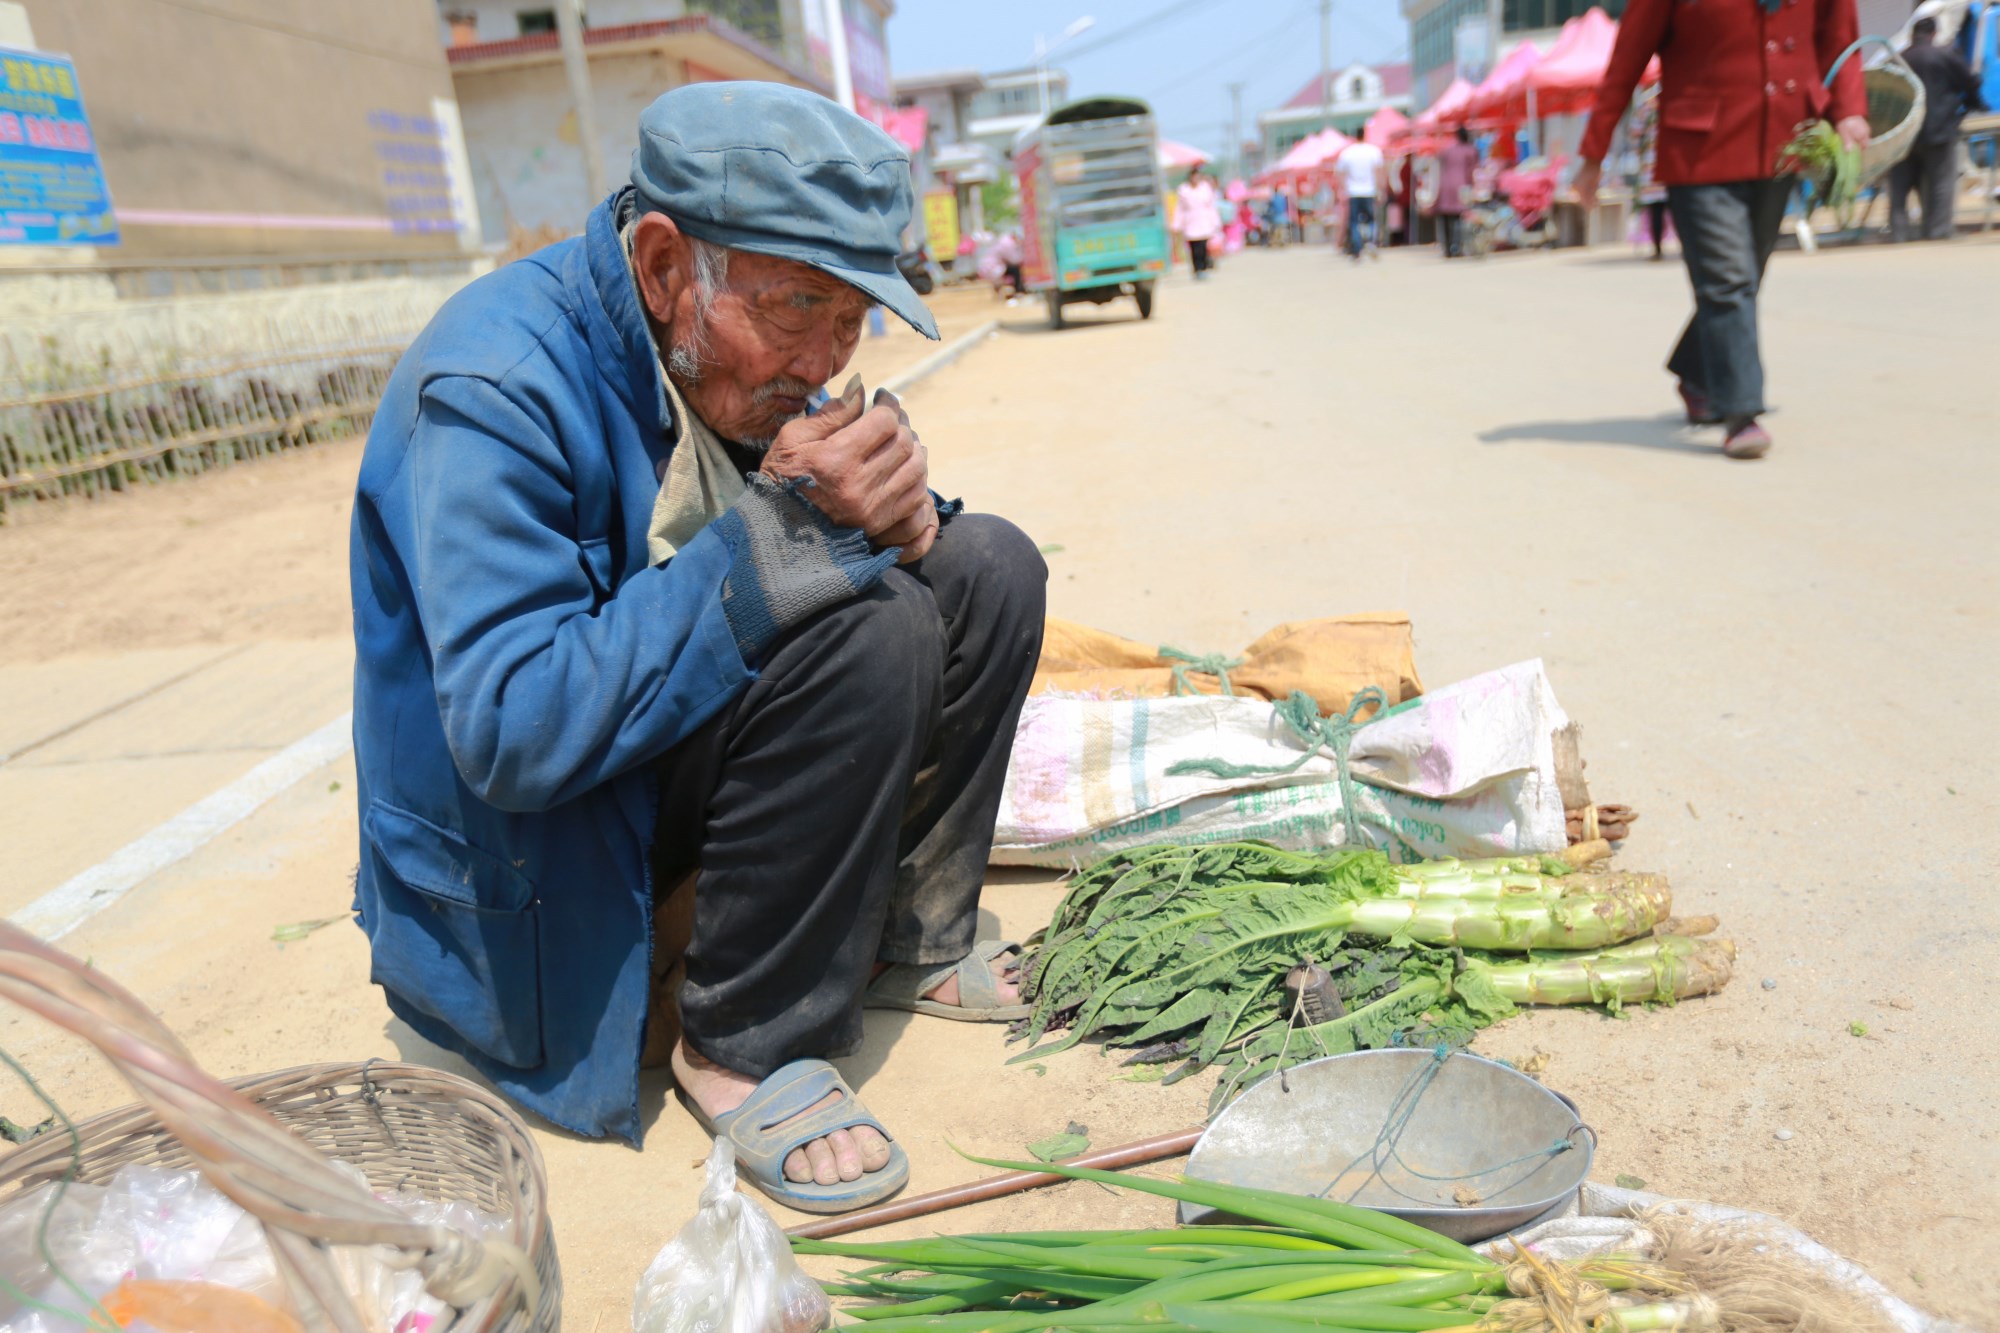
left=933, top=513, right=1049, bottom=625
left=845, top=567, right=948, bottom=684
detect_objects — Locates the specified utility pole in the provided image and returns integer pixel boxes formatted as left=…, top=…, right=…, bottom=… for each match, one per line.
left=1319, top=0, right=1333, bottom=134
left=1227, top=81, right=1245, bottom=182
left=823, top=0, right=855, bottom=112
left=555, top=0, right=605, bottom=203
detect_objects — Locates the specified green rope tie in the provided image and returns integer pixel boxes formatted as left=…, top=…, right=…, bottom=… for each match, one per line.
left=1317, top=1044, right=1589, bottom=1208
left=1159, top=645, right=1243, bottom=697
left=1166, top=686, right=1391, bottom=848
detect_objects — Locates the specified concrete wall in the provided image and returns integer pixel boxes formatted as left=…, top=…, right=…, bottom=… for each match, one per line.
left=443, top=0, right=696, bottom=46
left=456, top=50, right=689, bottom=242
left=14, top=0, right=476, bottom=261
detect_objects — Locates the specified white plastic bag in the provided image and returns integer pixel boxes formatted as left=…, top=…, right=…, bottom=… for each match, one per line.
left=632, top=1141, right=830, bottom=1333
left=0, top=1165, right=283, bottom=1331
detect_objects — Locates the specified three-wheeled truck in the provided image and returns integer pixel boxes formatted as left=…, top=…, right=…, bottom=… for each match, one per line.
left=1012, top=96, right=1170, bottom=330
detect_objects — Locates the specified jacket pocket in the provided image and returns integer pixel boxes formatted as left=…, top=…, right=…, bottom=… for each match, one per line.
left=362, top=801, right=543, bottom=1067
left=1661, top=94, right=1719, bottom=133
left=1804, top=80, right=1830, bottom=117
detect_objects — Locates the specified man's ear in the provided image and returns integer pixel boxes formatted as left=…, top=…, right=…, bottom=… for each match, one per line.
left=630, top=211, right=689, bottom=325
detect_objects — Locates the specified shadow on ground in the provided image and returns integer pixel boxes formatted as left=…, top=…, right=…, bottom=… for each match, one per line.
left=1478, top=415, right=1721, bottom=456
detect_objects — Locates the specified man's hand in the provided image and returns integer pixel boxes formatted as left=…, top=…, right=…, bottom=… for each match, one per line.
left=759, top=380, right=933, bottom=560
left=1572, top=158, right=1603, bottom=203
left=864, top=389, right=937, bottom=563
left=1835, top=116, right=1871, bottom=153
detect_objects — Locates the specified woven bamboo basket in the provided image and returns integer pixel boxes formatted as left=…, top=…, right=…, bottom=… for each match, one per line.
left=0, top=923, right=560, bottom=1332
left=1828, top=38, right=1926, bottom=186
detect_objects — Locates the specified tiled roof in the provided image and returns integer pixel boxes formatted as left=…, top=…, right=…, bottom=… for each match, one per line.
left=1282, top=62, right=1414, bottom=107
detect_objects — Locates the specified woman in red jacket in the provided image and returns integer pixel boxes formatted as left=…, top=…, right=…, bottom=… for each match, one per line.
left=1574, top=0, right=1869, bottom=459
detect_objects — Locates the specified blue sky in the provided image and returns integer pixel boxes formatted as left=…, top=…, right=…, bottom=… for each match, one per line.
left=884, top=0, right=1411, bottom=159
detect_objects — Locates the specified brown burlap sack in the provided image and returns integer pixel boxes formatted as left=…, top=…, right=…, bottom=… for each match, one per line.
left=1030, top=612, right=1423, bottom=716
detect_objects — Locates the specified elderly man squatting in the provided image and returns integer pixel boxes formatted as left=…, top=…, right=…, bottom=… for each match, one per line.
left=348, top=82, right=1047, bottom=1214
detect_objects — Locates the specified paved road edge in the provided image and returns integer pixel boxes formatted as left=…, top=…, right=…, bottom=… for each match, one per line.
left=881, top=318, right=1000, bottom=396
left=12, top=713, right=355, bottom=941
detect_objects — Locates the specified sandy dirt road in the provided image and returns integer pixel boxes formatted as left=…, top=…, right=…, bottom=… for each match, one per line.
left=0, top=238, right=1994, bottom=1325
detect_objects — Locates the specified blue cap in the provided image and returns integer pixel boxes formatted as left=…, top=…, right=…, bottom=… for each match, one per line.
left=630, top=81, right=938, bottom=340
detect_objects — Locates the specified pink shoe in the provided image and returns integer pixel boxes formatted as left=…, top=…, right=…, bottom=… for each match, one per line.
left=1677, top=382, right=1721, bottom=425
left=1722, top=418, right=1772, bottom=460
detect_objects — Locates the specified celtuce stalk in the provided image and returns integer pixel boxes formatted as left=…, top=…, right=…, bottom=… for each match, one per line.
left=1481, top=935, right=1737, bottom=1006
left=1009, top=841, right=1729, bottom=1099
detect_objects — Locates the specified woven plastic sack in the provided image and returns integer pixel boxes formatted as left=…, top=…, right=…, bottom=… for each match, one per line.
left=1475, top=1182, right=1960, bottom=1333
left=631, top=1142, right=829, bottom=1333
left=995, top=659, right=1573, bottom=867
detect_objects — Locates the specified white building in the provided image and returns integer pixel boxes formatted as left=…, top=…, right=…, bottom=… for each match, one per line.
left=964, top=66, right=1071, bottom=166
left=894, top=68, right=998, bottom=244
left=1257, top=63, right=1414, bottom=164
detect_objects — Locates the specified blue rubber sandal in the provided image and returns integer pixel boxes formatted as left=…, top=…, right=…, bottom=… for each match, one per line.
left=864, top=939, right=1031, bottom=1022
left=676, top=1059, right=908, bottom=1214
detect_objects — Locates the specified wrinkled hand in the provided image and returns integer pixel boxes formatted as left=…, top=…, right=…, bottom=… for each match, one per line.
left=865, top=389, right=938, bottom=564
left=1572, top=159, right=1603, bottom=203
left=760, top=381, right=932, bottom=560
left=1835, top=116, right=1871, bottom=153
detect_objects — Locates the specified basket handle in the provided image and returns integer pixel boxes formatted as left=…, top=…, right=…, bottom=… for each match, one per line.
left=0, top=923, right=538, bottom=1332
left=1823, top=35, right=1904, bottom=88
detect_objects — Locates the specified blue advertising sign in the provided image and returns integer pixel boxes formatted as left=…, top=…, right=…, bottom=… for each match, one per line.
left=0, top=45, right=117, bottom=245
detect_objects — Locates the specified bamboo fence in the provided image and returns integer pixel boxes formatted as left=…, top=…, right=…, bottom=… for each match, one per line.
left=0, top=283, right=457, bottom=520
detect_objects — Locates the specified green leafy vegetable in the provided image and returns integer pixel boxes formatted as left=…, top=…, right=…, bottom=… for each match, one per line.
left=1781, top=118, right=1862, bottom=230
left=1010, top=843, right=1731, bottom=1106
left=1028, top=1123, right=1091, bottom=1162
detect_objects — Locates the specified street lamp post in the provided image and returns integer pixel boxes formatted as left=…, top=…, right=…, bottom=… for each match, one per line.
left=1034, top=16, right=1096, bottom=120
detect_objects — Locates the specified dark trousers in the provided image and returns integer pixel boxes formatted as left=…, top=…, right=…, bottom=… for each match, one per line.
left=1345, top=197, right=1377, bottom=256
left=1438, top=212, right=1463, bottom=258
left=1889, top=141, right=1958, bottom=242
left=1665, top=177, right=1791, bottom=421
left=653, top=513, right=1047, bottom=1078
left=1646, top=199, right=1668, bottom=255
left=1189, top=238, right=1212, bottom=273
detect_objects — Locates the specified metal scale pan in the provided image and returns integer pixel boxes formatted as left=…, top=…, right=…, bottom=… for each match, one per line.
left=1181, top=1049, right=1595, bottom=1244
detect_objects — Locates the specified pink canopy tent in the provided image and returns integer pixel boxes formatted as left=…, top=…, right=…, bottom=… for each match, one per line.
left=1465, top=40, right=1545, bottom=124
left=1251, top=128, right=1355, bottom=188
left=1277, top=127, right=1354, bottom=171
left=1363, top=106, right=1410, bottom=147
left=1522, top=7, right=1660, bottom=117
left=1158, top=139, right=1210, bottom=170
left=1415, top=77, right=1475, bottom=131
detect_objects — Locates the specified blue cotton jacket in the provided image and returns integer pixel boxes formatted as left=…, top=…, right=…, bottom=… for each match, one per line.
left=349, top=194, right=755, bottom=1141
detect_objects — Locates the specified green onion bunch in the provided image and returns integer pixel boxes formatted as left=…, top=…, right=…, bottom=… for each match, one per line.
left=1779, top=119, right=1862, bottom=230
left=795, top=1156, right=1680, bottom=1330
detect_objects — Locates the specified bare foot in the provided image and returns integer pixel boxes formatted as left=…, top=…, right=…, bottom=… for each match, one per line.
left=671, top=1039, right=892, bottom=1186
left=921, top=953, right=1022, bottom=1009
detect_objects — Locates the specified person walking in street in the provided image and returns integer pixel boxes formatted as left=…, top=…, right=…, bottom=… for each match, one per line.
left=1436, top=128, right=1480, bottom=258
left=1175, top=165, right=1223, bottom=278
left=1574, top=0, right=1869, bottom=460
left=1889, top=17, right=1986, bottom=241
left=1623, top=94, right=1670, bottom=259
left=1336, top=136, right=1388, bottom=260
left=1266, top=185, right=1292, bottom=247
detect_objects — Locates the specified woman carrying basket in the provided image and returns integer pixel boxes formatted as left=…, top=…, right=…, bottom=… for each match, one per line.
left=1573, top=0, right=1870, bottom=460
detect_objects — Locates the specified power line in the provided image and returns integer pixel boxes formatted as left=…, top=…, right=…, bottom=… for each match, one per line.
left=1145, top=0, right=1316, bottom=97
left=1062, top=0, right=1238, bottom=61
